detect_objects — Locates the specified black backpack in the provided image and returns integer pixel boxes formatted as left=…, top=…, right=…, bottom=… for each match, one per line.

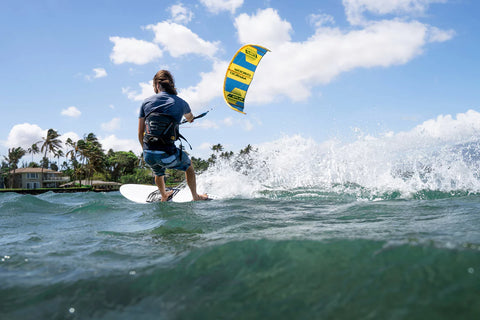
left=143, top=112, right=190, bottom=150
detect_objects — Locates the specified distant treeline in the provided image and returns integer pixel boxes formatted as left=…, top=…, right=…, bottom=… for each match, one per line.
left=1, top=129, right=254, bottom=187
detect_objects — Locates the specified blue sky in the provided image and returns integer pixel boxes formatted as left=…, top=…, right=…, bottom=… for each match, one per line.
left=1, top=0, right=479, bottom=160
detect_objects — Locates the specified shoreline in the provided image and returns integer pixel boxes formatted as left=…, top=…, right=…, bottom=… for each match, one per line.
left=0, top=186, right=119, bottom=194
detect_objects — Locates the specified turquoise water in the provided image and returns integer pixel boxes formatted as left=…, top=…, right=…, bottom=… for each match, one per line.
left=2, top=135, right=480, bottom=319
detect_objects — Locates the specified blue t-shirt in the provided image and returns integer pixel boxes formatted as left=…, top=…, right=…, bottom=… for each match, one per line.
left=139, top=92, right=191, bottom=122
left=139, top=92, right=191, bottom=151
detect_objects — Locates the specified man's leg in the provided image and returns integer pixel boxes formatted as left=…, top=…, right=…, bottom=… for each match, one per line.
left=155, top=175, right=174, bottom=202
left=185, top=165, right=208, bottom=201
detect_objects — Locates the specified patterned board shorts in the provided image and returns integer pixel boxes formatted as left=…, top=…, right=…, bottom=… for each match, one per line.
left=143, top=149, right=191, bottom=176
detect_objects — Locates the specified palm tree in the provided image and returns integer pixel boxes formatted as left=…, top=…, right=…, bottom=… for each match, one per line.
left=66, top=138, right=80, bottom=185
left=27, top=143, right=40, bottom=163
left=212, top=144, right=224, bottom=153
left=76, top=133, right=105, bottom=185
left=53, top=149, right=64, bottom=169
left=39, top=129, right=62, bottom=187
left=3, top=147, right=26, bottom=188
left=239, top=144, right=253, bottom=155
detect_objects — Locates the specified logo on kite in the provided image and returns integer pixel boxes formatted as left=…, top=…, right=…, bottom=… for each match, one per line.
left=223, top=44, right=270, bottom=114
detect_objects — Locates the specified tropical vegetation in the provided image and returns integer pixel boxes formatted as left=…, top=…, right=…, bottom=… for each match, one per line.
left=1, top=129, right=254, bottom=189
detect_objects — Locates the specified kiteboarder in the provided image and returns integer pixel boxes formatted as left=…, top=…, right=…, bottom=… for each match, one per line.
left=138, top=70, right=208, bottom=201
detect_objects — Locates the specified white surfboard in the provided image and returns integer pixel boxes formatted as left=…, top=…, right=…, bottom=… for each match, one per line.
left=119, top=184, right=205, bottom=203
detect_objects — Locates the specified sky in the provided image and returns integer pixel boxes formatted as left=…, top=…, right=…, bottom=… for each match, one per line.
left=1, top=0, right=479, bottom=160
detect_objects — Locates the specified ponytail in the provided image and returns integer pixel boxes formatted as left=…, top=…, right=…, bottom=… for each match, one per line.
left=153, top=70, right=178, bottom=95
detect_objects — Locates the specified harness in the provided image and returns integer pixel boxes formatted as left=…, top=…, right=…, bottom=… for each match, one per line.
left=143, top=112, right=191, bottom=152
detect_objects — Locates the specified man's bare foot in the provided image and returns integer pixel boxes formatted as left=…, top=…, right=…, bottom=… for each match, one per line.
left=193, top=193, right=208, bottom=201
left=161, top=190, right=174, bottom=202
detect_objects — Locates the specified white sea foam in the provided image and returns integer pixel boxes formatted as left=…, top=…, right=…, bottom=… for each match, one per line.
left=198, top=110, right=480, bottom=199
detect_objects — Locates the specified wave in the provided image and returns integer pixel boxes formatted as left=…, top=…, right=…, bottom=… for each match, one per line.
left=198, top=110, right=480, bottom=200
left=2, top=239, right=479, bottom=319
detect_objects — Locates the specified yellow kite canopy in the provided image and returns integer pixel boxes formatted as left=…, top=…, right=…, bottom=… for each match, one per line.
left=223, top=44, right=270, bottom=114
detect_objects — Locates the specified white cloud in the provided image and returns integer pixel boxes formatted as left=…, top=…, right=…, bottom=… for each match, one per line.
left=308, top=12, right=335, bottom=28
left=61, top=131, right=81, bottom=146
left=100, top=134, right=141, bottom=154
left=85, top=68, right=108, bottom=81
left=427, top=26, right=455, bottom=42
left=234, top=8, right=292, bottom=48
left=343, top=0, right=446, bottom=25
left=169, top=3, right=193, bottom=24
left=93, top=68, right=107, bottom=78
left=4, top=123, right=46, bottom=149
left=61, top=106, right=81, bottom=118
left=200, top=0, right=244, bottom=14
left=145, top=22, right=220, bottom=58
left=406, top=109, right=480, bottom=141
left=101, top=117, right=121, bottom=132
left=109, top=36, right=163, bottom=65
left=123, top=80, right=154, bottom=102
left=230, top=8, right=454, bottom=105
left=178, top=60, right=228, bottom=111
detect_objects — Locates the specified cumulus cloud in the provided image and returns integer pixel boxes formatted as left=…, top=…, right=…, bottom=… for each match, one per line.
left=178, top=60, right=228, bottom=111
left=85, top=68, right=107, bottom=81
left=406, top=109, right=480, bottom=141
left=169, top=3, right=193, bottom=24
left=109, top=36, right=163, bottom=65
left=61, top=106, right=81, bottom=118
left=427, top=26, right=455, bottom=42
left=343, top=0, right=446, bottom=25
left=200, top=0, right=244, bottom=14
left=230, top=8, right=454, bottom=105
left=122, top=80, right=154, bottom=102
left=100, top=134, right=141, bottom=154
left=235, top=8, right=292, bottom=48
left=101, top=117, right=121, bottom=132
left=93, top=68, right=107, bottom=78
left=308, top=12, right=336, bottom=28
left=61, top=131, right=81, bottom=146
left=145, top=22, right=220, bottom=58
left=4, top=123, right=46, bottom=149
left=115, top=2, right=453, bottom=112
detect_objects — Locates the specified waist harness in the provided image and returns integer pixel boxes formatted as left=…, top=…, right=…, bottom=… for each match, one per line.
left=143, top=112, right=191, bottom=151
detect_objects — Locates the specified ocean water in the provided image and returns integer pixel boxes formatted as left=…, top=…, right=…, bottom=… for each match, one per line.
left=2, top=113, right=480, bottom=319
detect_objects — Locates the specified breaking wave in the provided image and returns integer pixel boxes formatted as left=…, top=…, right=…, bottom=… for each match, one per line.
left=199, top=110, right=480, bottom=199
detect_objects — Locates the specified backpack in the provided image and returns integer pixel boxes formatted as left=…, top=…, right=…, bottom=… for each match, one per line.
left=143, top=112, right=191, bottom=150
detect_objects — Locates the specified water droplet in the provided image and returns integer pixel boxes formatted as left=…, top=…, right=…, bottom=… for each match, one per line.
left=69, top=307, right=75, bottom=313
left=468, top=267, right=474, bottom=274
left=129, top=270, right=136, bottom=275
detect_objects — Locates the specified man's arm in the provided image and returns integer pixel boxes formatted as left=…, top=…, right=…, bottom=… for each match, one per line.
left=138, top=117, right=145, bottom=149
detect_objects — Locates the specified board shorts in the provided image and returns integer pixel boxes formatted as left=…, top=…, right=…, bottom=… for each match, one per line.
left=143, top=148, right=191, bottom=177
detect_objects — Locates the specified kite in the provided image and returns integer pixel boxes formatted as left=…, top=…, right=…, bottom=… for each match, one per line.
left=223, top=44, right=270, bottom=114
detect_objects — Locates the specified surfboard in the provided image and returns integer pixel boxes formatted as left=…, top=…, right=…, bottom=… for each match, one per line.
left=120, top=184, right=184, bottom=203
left=120, top=184, right=210, bottom=203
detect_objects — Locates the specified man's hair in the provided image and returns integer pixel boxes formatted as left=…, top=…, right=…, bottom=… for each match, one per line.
left=153, top=70, right=177, bottom=95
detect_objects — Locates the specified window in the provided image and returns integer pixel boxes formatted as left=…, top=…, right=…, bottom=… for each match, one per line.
left=26, top=182, right=40, bottom=189
left=27, top=173, right=39, bottom=179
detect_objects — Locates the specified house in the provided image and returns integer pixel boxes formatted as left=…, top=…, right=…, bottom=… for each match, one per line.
left=9, top=168, right=69, bottom=189
left=60, top=180, right=121, bottom=191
